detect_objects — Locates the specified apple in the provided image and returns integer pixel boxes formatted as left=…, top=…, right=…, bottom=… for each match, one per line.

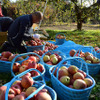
left=86, top=55, right=93, bottom=62
left=25, top=86, right=37, bottom=97
left=35, top=92, right=52, bottom=100
left=0, top=88, right=15, bottom=100
left=84, top=78, right=93, bottom=87
left=11, top=84, right=22, bottom=95
left=28, top=61, right=37, bottom=69
left=50, top=56, right=58, bottom=65
left=12, top=92, right=26, bottom=100
left=46, top=61, right=53, bottom=65
left=37, top=63, right=44, bottom=72
left=69, top=49, right=76, bottom=57
left=38, top=50, right=44, bottom=56
left=43, top=55, right=50, bottom=62
left=58, top=68, right=69, bottom=79
left=13, top=62, right=21, bottom=72
left=68, top=65, right=78, bottom=75
left=73, top=72, right=85, bottom=80
left=28, top=56, right=36, bottom=62
left=0, top=57, right=9, bottom=61
left=84, top=52, right=91, bottom=57
left=68, top=85, right=73, bottom=88
left=60, top=66, right=68, bottom=70
left=9, top=55, right=16, bottom=61
left=21, top=75, right=34, bottom=89
left=0, top=86, right=7, bottom=96
left=1, top=51, right=13, bottom=58
left=94, top=47, right=99, bottom=51
left=70, top=78, right=75, bottom=85
left=30, top=70, right=40, bottom=77
left=21, top=60, right=32, bottom=66
left=86, top=60, right=91, bottom=63
left=73, top=79, right=87, bottom=89
left=77, top=70, right=86, bottom=78
left=16, top=57, right=24, bottom=61
left=22, top=72, right=31, bottom=78
left=59, top=76, right=70, bottom=86
left=19, top=65, right=28, bottom=73
left=50, top=54, right=56, bottom=59
left=12, top=80, right=21, bottom=86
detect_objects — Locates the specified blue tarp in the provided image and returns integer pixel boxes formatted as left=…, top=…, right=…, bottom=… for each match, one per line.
left=48, top=40, right=93, bottom=57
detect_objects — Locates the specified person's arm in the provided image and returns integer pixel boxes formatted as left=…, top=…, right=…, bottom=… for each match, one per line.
left=23, top=33, right=33, bottom=41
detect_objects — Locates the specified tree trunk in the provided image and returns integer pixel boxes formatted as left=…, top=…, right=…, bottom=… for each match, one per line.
left=77, top=20, right=82, bottom=30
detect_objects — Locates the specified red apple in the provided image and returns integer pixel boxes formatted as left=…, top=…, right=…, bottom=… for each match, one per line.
left=0, top=88, right=15, bottom=100
left=28, top=56, right=36, bottom=62
left=28, top=61, right=37, bottom=69
left=78, top=70, right=86, bottom=78
left=46, top=61, right=53, bottom=65
left=21, top=60, right=32, bottom=66
left=35, top=91, right=52, bottom=100
left=0, top=57, right=9, bottom=61
left=13, top=62, right=21, bottom=72
left=12, top=80, right=21, bottom=86
left=9, top=55, right=16, bottom=61
left=21, top=75, right=34, bottom=89
left=11, top=84, right=22, bottom=95
left=73, top=72, right=85, bottom=80
left=73, top=79, right=87, bottom=89
left=30, top=71, right=40, bottom=77
left=58, top=68, right=69, bottom=79
left=69, top=49, right=76, bottom=57
left=68, top=65, right=78, bottom=75
left=37, top=63, right=44, bottom=72
left=84, top=78, right=93, bottom=87
left=1, top=51, right=13, bottom=58
left=19, top=65, right=28, bottom=73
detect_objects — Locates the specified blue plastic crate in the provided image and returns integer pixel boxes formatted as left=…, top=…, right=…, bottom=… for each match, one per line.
left=0, top=54, right=28, bottom=73
left=11, top=52, right=45, bottom=80
left=49, top=57, right=95, bottom=100
left=3, top=69, right=57, bottom=100
left=70, top=46, right=100, bottom=75
left=42, top=50, right=66, bottom=79
left=55, top=32, right=66, bottom=45
left=25, top=43, right=45, bottom=52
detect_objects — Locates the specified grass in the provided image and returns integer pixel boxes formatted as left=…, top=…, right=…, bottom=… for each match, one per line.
left=0, top=29, right=100, bottom=99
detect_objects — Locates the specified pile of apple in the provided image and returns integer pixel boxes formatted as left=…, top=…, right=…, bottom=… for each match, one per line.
left=56, top=34, right=66, bottom=39
left=94, top=47, right=100, bottom=53
left=52, top=65, right=93, bottom=89
left=0, top=74, right=52, bottom=100
left=0, top=51, right=26, bottom=62
left=25, top=38, right=45, bottom=46
left=43, top=53, right=62, bottom=65
left=45, top=42, right=58, bottom=50
left=13, top=56, right=44, bottom=77
left=69, top=49, right=100, bottom=64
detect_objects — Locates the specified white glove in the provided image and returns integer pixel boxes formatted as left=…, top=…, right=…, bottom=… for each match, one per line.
left=33, top=34, right=40, bottom=39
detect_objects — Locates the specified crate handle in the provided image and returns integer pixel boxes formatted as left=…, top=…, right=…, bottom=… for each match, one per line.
left=74, top=46, right=97, bottom=57
left=5, top=68, right=46, bottom=100
left=11, top=52, right=43, bottom=77
left=51, top=57, right=89, bottom=79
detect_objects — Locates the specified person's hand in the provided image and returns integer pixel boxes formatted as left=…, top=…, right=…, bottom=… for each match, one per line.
left=32, top=34, right=40, bottom=39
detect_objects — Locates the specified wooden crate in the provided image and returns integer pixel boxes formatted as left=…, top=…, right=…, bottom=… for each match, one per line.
left=0, top=32, right=7, bottom=46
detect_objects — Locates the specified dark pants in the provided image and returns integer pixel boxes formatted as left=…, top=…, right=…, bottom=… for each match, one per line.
left=0, top=37, right=27, bottom=53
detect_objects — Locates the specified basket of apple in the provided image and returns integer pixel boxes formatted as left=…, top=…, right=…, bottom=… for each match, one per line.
left=55, top=32, right=66, bottom=45
left=69, top=46, right=100, bottom=75
left=94, top=46, right=100, bottom=59
left=49, top=57, right=95, bottom=100
left=0, top=51, right=28, bottom=72
left=0, top=68, right=57, bottom=100
left=11, top=52, right=45, bottom=80
left=42, top=50, right=66, bottom=79
left=25, top=38, right=45, bottom=52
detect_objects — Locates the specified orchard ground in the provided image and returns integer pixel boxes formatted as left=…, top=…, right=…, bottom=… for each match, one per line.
left=0, top=23, right=100, bottom=100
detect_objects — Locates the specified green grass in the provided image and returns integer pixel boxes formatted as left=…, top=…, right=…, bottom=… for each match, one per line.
left=0, top=29, right=100, bottom=99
